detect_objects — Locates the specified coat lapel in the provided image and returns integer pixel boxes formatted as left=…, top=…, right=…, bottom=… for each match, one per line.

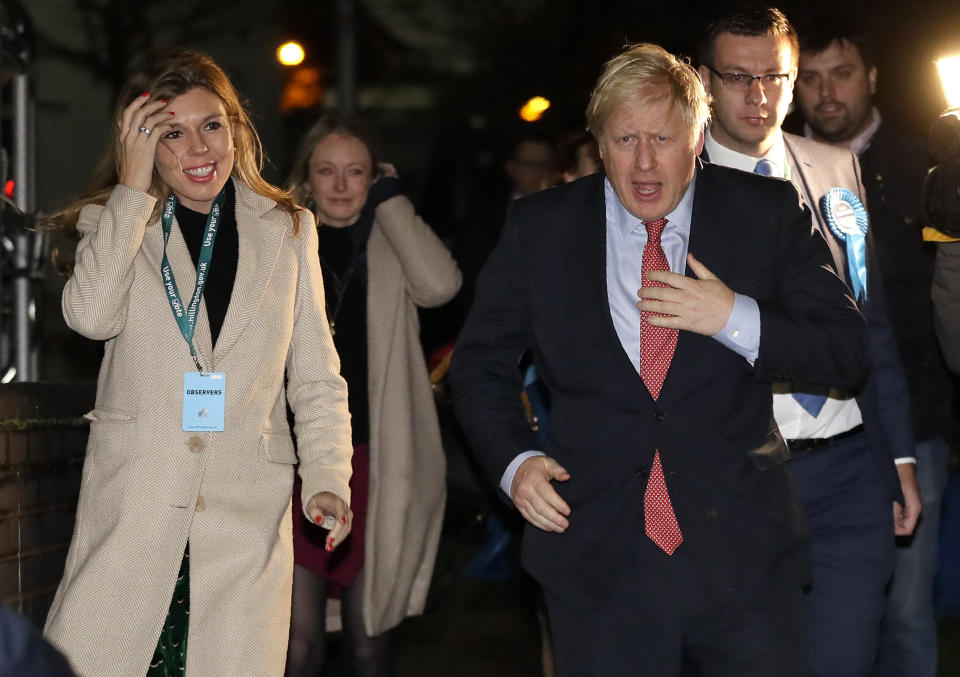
left=140, top=206, right=215, bottom=369
left=212, top=181, right=286, bottom=366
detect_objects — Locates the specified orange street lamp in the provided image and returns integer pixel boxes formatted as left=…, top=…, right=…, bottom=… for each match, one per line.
left=520, top=96, right=551, bottom=122
left=277, top=41, right=305, bottom=67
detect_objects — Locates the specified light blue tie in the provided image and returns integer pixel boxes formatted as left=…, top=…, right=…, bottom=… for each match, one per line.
left=753, top=158, right=776, bottom=176
left=753, top=158, right=827, bottom=417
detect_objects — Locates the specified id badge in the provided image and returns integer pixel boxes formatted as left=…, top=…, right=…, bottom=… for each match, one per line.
left=182, top=372, right=226, bottom=431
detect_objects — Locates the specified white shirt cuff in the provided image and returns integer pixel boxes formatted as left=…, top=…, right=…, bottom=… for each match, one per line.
left=500, top=450, right=546, bottom=497
left=711, top=293, right=760, bottom=363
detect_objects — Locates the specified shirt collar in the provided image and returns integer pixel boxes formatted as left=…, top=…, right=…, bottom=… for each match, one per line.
left=604, top=172, right=697, bottom=238
left=803, top=106, right=882, bottom=156
left=705, top=126, right=787, bottom=178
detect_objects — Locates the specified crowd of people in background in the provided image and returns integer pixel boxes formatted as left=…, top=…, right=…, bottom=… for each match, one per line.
left=1, top=3, right=958, bottom=677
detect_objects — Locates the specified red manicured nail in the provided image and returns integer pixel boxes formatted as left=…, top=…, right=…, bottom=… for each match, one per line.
left=340, top=516, right=346, bottom=523
left=141, top=91, right=149, bottom=97
left=169, top=111, right=175, bottom=115
left=326, top=540, right=334, bottom=552
left=315, top=515, right=324, bottom=525
left=160, top=98, right=167, bottom=103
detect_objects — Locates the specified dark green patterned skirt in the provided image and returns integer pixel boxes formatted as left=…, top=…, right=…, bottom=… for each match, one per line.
left=147, top=545, right=190, bottom=676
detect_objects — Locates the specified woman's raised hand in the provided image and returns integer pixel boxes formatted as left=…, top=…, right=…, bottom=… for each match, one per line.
left=376, top=162, right=398, bottom=179
left=118, top=92, right=174, bottom=194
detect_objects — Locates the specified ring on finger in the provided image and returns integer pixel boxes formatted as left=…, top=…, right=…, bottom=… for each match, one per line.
left=138, top=125, right=152, bottom=135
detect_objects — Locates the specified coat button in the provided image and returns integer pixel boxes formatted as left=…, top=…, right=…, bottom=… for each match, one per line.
left=196, top=495, right=206, bottom=512
left=187, top=436, right=204, bottom=453
left=653, top=410, right=666, bottom=422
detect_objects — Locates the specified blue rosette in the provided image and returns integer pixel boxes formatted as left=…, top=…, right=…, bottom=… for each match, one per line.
left=820, top=187, right=869, bottom=301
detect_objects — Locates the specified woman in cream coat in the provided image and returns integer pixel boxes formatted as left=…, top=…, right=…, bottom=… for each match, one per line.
left=285, top=117, right=461, bottom=676
left=44, top=49, right=353, bottom=677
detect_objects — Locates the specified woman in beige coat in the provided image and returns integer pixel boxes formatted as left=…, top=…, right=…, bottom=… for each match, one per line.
left=284, top=117, right=461, bottom=676
left=43, top=49, right=353, bottom=677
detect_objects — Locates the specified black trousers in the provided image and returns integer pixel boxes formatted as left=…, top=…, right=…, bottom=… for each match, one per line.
left=543, top=534, right=806, bottom=677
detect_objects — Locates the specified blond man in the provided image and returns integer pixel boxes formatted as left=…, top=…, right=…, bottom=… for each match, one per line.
left=450, top=42, right=868, bottom=676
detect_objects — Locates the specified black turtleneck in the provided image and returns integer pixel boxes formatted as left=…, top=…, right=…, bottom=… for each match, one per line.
left=317, top=210, right=372, bottom=446
left=174, top=179, right=239, bottom=348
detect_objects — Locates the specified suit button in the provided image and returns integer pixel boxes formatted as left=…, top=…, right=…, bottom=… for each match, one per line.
left=187, top=436, right=204, bottom=453
left=653, top=410, right=666, bottom=422
left=196, top=495, right=206, bottom=512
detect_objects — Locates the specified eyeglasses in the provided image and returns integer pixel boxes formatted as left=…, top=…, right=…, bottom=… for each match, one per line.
left=706, top=66, right=792, bottom=91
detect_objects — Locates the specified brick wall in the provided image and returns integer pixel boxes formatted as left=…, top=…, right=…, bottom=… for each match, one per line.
left=0, top=383, right=94, bottom=627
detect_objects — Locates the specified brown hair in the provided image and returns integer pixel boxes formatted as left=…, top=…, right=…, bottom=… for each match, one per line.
left=586, top=43, right=711, bottom=149
left=285, top=115, right=377, bottom=209
left=51, top=47, right=302, bottom=247
left=698, top=5, right=799, bottom=69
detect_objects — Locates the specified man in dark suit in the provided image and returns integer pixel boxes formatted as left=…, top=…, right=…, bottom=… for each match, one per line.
left=696, top=7, right=919, bottom=676
left=450, top=42, right=868, bottom=676
left=794, top=13, right=953, bottom=676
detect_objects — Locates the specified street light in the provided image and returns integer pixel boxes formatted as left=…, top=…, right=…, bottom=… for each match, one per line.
left=921, top=53, right=960, bottom=236
left=520, top=96, right=551, bottom=122
left=277, top=41, right=305, bottom=67
left=936, top=54, right=960, bottom=110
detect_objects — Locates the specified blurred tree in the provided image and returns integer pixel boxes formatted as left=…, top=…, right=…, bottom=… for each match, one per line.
left=30, top=0, right=262, bottom=95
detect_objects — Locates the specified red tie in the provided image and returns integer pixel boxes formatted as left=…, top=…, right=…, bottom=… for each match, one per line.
left=640, top=218, right=683, bottom=555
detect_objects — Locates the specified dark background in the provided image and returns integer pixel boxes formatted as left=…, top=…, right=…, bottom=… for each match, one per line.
left=18, top=0, right=960, bottom=231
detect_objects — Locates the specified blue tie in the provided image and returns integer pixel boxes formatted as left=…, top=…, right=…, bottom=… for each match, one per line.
left=753, top=159, right=827, bottom=417
left=754, top=158, right=776, bottom=176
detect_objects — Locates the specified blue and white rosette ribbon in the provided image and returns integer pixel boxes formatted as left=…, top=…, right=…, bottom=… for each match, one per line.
left=821, top=187, right=869, bottom=302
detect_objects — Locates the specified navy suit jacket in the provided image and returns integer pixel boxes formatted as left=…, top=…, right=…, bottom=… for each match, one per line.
left=450, top=165, right=869, bottom=609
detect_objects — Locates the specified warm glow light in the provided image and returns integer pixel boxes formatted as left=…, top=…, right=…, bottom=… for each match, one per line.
left=277, top=41, right=305, bottom=67
left=936, top=55, right=960, bottom=109
left=519, top=96, right=551, bottom=122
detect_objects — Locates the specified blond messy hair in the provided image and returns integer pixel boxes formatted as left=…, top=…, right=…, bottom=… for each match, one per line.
left=586, top=42, right=711, bottom=149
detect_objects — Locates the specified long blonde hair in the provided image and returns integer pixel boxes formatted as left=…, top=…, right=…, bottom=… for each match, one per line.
left=52, top=47, right=302, bottom=248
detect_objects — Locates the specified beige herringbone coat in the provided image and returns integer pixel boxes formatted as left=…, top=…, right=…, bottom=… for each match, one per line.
left=359, top=195, right=461, bottom=635
left=44, top=181, right=353, bottom=677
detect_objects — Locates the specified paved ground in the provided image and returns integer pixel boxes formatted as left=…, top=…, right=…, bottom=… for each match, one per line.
left=318, top=497, right=960, bottom=677
left=322, top=501, right=544, bottom=676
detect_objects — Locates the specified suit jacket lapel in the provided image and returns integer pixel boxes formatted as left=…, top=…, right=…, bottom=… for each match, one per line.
left=783, top=136, right=848, bottom=281
left=212, top=181, right=286, bottom=366
left=659, top=165, right=726, bottom=401
left=583, top=175, right=662, bottom=402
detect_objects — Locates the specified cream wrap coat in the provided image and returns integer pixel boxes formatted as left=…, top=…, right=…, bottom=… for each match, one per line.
left=359, top=195, right=460, bottom=635
left=44, top=182, right=353, bottom=677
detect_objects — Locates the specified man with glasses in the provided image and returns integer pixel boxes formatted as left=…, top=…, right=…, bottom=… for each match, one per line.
left=697, top=6, right=918, bottom=677
left=794, top=13, right=952, bottom=677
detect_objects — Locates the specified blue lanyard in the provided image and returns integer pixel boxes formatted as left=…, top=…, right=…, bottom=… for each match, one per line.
left=160, top=187, right=227, bottom=371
